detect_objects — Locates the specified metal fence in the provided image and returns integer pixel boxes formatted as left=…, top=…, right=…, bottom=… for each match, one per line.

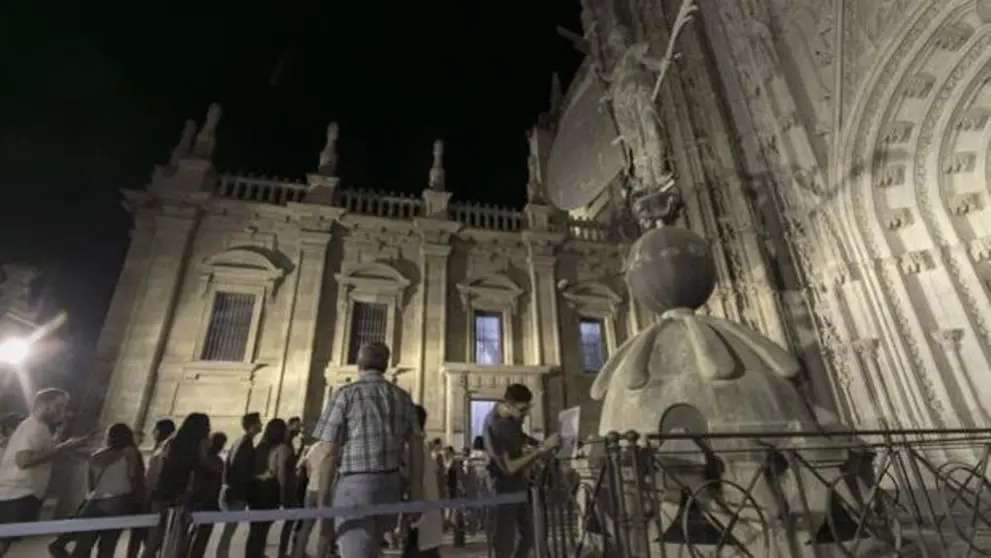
left=3, top=428, right=991, bottom=557
left=529, top=428, right=991, bottom=558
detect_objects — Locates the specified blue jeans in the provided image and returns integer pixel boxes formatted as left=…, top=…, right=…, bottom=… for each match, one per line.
left=333, top=472, right=402, bottom=558
left=70, top=494, right=135, bottom=558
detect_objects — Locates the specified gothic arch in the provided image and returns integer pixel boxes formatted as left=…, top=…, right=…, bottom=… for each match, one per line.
left=837, top=0, right=991, bottom=428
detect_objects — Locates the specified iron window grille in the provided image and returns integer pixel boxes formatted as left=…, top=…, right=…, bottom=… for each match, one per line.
left=200, top=291, right=256, bottom=362
left=346, top=301, right=389, bottom=364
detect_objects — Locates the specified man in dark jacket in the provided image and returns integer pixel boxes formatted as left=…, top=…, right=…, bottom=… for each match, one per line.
left=215, top=412, right=262, bottom=558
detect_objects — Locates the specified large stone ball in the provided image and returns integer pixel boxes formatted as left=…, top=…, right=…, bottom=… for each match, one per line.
left=625, top=226, right=716, bottom=313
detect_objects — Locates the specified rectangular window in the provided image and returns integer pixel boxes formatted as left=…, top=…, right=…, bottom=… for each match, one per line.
left=473, top=311, right=503, bottom=365
left=347, top=301, right=389, bottom=364
left=200, top=292, right=256, bottom=362
left=579, top=318, right=606, bottom=372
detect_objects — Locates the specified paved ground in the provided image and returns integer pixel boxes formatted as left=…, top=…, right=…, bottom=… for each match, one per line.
left=7, top=528, right=491, bottom=557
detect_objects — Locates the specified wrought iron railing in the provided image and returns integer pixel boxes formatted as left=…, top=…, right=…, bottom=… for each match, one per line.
left=530, top=428, right=991, bottom=558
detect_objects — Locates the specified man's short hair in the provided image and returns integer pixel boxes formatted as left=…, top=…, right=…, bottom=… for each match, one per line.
left=356, top=342, right=390, bottom=372
left=241, top=412, right=262, bottom=430
left=503, top=383, right=533, bottom=404
left=288, top=416, right=301, bottom=425
left=415, top=405, right=427, bottom=430
left=34, top=388, right=68, bottom=408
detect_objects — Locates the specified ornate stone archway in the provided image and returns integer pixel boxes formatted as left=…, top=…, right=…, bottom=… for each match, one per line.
left=837, top=0, right=991, bottom=429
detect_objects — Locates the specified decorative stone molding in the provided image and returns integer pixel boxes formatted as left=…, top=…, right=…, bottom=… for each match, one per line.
left=947, top=192, right=982, bottom=216
left=902, top=73, right=936, bottom=98
left=883, top=208, right=912, bottom=230
left=182, top=360, right=268, bottom=379
left=559, top=280, right=623, bottom=318
left=954, top=108, right=990, bottom=131
left=968, top=236, right=991, bottom=261
left=334, top=261, right=411, bottom=307
left=875, top=165, right=906, bottom=187
left=881, top=122, right=914, bottom=144
left=897, top=250, right=934, bottom=275
left=198, top=246, right=290, bottom=299
left=943, top=152, right=977, bottom=174
left=932, top=22, right=973, bottom=51
left=930, top=328, right=964, bottom=351
left=849, top=338, right=880, bottom=358
left=456, top=273, right=524, bottom=312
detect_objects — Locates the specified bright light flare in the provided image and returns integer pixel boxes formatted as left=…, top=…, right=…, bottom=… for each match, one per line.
left=0, top=338, right=30, bottom=365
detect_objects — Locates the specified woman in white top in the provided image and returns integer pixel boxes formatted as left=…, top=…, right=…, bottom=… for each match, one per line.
left=401, top=405, right=442, bottom=558
left=70, top=423, right=145, bottom=558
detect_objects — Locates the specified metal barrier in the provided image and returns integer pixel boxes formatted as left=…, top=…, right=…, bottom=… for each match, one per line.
left=0, top=492, right=526, bottom=557
left=529, top=428, right=991, bottom=558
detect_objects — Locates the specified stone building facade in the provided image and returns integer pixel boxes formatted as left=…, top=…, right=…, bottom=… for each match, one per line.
left=550, top=0, right=991, bottom=431
left=92, top=106, right=641, bottom=444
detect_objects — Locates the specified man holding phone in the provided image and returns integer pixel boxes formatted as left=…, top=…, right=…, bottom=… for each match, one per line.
left=0, top=388, right=90, bottom=557
left=482, top=383, right=560, bottom=558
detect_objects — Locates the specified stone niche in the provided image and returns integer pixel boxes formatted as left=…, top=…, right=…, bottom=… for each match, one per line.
left=441, top=363, right=555, bottom=449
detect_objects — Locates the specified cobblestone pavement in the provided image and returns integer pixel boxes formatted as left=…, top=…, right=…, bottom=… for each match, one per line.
left=8, top=529, right=492, bottom=557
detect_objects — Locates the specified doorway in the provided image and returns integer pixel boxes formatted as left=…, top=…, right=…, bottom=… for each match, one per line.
left=468, top=398, right=497, bottom=446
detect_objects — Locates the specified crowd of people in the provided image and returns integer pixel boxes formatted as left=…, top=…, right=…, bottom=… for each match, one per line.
left=0, top=341, right=563, bottom=558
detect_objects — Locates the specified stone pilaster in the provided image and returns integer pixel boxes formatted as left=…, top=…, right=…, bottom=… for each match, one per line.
left=100, top=196, right=202, bottom=431
left=930, top=328, right=988, bottom=427
left=274, top=229, right=332, bottom=421
left=413, top=217, right=459, bottom=428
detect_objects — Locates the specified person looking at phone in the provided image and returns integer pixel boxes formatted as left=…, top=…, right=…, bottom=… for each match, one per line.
left=0, top=388, right=89, bottom=557
left=482, top=383, right=560, bottom=558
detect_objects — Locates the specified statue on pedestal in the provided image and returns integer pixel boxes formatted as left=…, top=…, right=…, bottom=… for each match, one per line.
left=192, top=103, right=222, bottom=158
left=429, top=139, right=445, bottom=191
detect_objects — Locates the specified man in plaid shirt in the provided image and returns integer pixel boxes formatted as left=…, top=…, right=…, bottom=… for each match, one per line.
left=312, top=342, right=425, bottom=558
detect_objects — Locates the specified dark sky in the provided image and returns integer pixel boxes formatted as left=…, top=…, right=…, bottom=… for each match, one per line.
left=0, top=1, right=584, bottom=348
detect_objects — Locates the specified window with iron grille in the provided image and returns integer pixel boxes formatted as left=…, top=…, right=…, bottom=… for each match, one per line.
left=473, top=311, right=503, bottom=365
left=579, top=318, right=606, bottom=372
left=347, top=301, right=389, bottom=364
left=200, top=291, right=256, bottom=362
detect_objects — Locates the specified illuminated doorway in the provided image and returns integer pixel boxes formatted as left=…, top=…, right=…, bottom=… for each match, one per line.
left=468, top=398, right=497, bottom=445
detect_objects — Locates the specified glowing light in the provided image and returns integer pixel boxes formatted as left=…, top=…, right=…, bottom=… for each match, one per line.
left=0, top=338, right=30, bottom=365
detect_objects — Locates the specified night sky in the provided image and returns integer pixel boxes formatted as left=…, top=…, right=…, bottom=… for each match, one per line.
left=0, top=1, right=584, bottom=350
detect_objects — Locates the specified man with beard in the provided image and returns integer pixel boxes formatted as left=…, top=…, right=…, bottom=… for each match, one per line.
left=0, top=389, right=89, bottom=557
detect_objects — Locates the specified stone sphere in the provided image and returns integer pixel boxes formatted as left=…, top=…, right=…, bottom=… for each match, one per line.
left=625, top=226, right=716, bottom=313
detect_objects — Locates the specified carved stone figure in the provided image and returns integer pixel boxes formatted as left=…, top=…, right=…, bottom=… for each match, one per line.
left=169, top=120, right=197, bottom=166
left=319, top=122, right=339, bottom=175
left=429, top=139, right=445, bottom=191
left=604, top=26, right=670, bottom=202
left=526, top=129, right=544, bottom=203
left=193, top=103, right=222, bottom=158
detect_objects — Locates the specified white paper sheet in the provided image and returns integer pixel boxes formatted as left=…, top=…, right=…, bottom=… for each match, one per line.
left=556, top=406, right=581, bottom=458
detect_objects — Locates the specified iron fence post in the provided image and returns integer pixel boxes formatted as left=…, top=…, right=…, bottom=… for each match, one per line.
left=530, top=484, right=549, bottom=558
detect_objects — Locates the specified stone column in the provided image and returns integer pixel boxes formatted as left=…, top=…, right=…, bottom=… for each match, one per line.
left=101, top=202, right=201, bottom=430
left=522, top=228, right=564, bottom=367
left=274, top=229, right=331, bottom=420
left=849, top=338, right=898, bottom=428
left=930, top=328, right=989, bottom=427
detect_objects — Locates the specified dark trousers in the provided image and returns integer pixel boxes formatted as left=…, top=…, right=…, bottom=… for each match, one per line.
left=70, top=495, right=135, bottom=558
left=185, top=506, right=218, bottom=558
left=402, top=529, right=441, bottom=558
left=487, top=478, right=532, bottom=558
left=245, top=521, right=274, bottom=558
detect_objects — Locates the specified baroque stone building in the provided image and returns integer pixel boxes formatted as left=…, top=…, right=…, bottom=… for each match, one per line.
left=95, top=0, right=991, bottom=444
left=93, top=101, right=637, bottom=444
left=549, top=0, right=991, bottom=431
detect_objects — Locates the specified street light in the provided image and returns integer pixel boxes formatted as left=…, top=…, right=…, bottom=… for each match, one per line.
left=0, top=338, right=30, bottom=365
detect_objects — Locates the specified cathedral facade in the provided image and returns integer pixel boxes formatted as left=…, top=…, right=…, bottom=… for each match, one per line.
left=92, top=106, right=638, bottom=445
left=549, top=0, right=991, bottom=431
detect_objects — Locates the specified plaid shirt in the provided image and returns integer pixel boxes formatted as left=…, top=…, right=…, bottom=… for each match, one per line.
left=313, top=370, right=418, bottom=475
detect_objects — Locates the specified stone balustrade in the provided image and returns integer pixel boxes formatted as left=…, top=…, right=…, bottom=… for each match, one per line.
left=212, top=174, right=617, bottom=241
left=449, top=202, right=524, bottom=232
left=333, top=188, right=423, bottom=219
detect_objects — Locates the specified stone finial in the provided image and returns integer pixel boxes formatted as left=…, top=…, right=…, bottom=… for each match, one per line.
left=192, top=102, right=222, bottom=158
left=429, top=139, right=445, bottom=191
left=319, top=121, right=339, bottom=176
left=526, top=128, right=544, bottom=203
left=168, top=120, right=197, bottom=166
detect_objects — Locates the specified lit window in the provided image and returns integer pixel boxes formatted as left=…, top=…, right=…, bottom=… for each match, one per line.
left=201, top=292, right=256, bottom=362
left=347, top=301, right=389, bottom=364
left=473, top=311, right=503, bottom=365
left=579, top=318, right=606, bottom=372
